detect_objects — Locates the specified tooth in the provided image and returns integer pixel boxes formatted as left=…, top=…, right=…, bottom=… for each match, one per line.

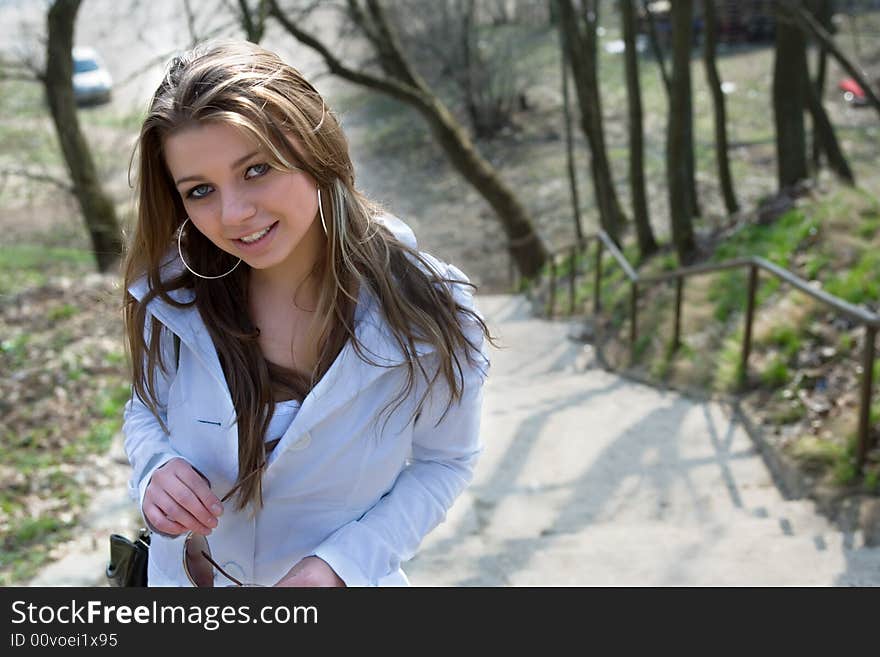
left=241, top=227, right=269, bottom=243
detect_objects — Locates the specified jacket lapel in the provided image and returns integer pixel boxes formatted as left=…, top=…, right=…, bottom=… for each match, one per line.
left=288, top=290, right=435, bottom=439
left=127, top=258, right=234, bottom=414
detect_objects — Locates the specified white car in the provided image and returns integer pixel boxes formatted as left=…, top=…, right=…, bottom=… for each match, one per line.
left=72, top=46, right=112, bottom=105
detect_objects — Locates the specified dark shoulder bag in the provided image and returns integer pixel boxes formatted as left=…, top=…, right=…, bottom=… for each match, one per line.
left=106, top=334, right=182, bottom=587
left=106, top=528, right=150, bottom=587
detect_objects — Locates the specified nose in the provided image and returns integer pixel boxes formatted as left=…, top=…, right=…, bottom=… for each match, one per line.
left=219, top=190, right=257, bottom=228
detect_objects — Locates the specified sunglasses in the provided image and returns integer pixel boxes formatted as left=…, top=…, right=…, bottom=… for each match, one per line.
left=182, top=463, right=266, bottom=587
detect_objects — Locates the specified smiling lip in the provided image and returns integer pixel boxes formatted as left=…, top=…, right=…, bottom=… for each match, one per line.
left=233, top=221, right=279, bottom=251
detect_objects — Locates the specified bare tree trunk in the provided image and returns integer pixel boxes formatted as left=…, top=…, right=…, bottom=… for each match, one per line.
left=804, top=63, right=855, bottom=184
left=683, top=7, right=699, bottom=220
left=782, top=0, right=880, bottom=119
left=774, top=5, right=809, bottom=189
left=621, top=0, right=657, bottom=257
left=646, top=0, right=698, bottom=219
left=560, top=36, right=584, bottom=245
left=668, top=0, right=696, bottom=262
left=702, top=0, right=738, bottom=214
left=268, top=0, right=547, bottom=278
left=45, top=0, right=122, bottom=272
left=555, top=0, right=626, bottom=245
left=800, top=0, right=851, bottom=183
left=811, top=0, right=831, bottom=168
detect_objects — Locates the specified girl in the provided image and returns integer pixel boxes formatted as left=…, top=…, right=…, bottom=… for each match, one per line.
left=122, top=40, right=493, bottom=587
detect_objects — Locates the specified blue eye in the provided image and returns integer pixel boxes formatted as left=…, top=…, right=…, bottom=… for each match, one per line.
left=246, top=163, right=270, bottom=178
left=187, top=184, right=212, bottom=200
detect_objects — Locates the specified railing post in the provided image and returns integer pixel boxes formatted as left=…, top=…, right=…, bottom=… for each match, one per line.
left=741, top=264, right=759, bottom=388
left=569, top=245, right=577, bottom=315
left=857, top=325, right=877, bottom=472
left=673, top=276, right=683, bottom=351
left=630, top=281, right=639, bottom=363
left=593, top=239, right=603, bottom=315
left=548, top=253, right=557, bottom=318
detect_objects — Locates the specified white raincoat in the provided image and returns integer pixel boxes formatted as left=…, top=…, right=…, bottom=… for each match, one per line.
left=123, top=215, right=489, bottom=586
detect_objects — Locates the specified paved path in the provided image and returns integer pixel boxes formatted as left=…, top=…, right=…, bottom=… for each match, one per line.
left=29, top=294, right=880, bottom=586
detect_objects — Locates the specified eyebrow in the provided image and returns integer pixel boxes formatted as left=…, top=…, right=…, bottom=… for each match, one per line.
left=174, top=151, right=261, bottom=186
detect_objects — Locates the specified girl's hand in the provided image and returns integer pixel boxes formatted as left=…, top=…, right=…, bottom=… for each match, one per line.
left=274, top=556, right=346, bottom=587
left=143, top=458, right=223, bottom=537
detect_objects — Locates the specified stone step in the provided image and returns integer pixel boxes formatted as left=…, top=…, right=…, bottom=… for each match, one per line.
left=407, top=519, right=879, bottom=586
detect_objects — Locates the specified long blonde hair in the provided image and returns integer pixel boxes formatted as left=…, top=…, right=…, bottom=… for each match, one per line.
left=123, top=40, right=494, bottom=510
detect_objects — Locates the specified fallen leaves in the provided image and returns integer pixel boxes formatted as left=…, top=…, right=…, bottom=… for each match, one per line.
left=0, top=272, right=130, bottom=579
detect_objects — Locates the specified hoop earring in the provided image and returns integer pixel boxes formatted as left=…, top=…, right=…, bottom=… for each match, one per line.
left=318, top=188, right=328, bottom=236
left=177, top=217, right=242, bottom=280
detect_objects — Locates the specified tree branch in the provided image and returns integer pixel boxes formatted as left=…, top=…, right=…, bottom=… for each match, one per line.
left=182, top=0, right=200, bottom=47
left=107, top=16, right=238, bottom=94
left=1, top=51, right=46, bottom=84
left=0, top=66, right=41, bottom=83
left=0, top=168, right=74, bottom=194
left=359, top=0, right=423, bottom=88
left=235, top=0, right=269, bottom=41
left=345, top=0, right=382, bottom=45
left=640, top=0, right=670, bottom=94
left=266, top=0, right=427, bottom=106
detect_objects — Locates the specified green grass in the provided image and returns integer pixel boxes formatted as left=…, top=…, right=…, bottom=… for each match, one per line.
left=0, top=123, right=62, bottom=167
left=787, top=436, right=849, bottom=475
left=97, top=383, right=131, bottom=419
left=0, top=79, right=45, bottom=119
left=79, top=106, right=146, bottom=132
left=765, top=324, right=802, bottom=360
left=658, top=252, right=679, bottom=271
left=826, top=433, right=860, bottom=486
left=82, top=419, right=118, bottom=453
left=760, top=354, right=790, bottom=388
left=47, top=303, right=79, bottom=322
left=0, top=80, right=63, bottom=172
left=766, top=398, right=807, bottom=425
left=837, top=332, right=855, bottom=354
left=633, top=333, right=652, bottom=362
left=5, top=516, right=64, bottom=548
left=709, top=209, right=819, bottom=322
left=50, top=328, right=75, bottom=350
left=824, top=250, right=880, bottom=305
left=0, top=363, right=128, bottom=584
left=857, top=214, right=880, bottom=240
left=649, top=351, right=672, bottom=380
left=0, top=516, right=75, bottom=586
left=865, top=468, right=880, bottom=494
left=0, top=333, right=30, bottom=368
left=0, top=245, right=95, bottom=295
left=805, top=253, right=830, bottom=280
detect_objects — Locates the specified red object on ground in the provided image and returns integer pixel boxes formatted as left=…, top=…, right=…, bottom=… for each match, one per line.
left=838, top=77, right=866, bottom=104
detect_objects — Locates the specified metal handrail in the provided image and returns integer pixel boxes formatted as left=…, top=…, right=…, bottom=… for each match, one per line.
left=531, top=230, right=879, bottom=471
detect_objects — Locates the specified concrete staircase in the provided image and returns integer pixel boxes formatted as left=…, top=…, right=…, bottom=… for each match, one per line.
left=405, top=294, right=880, bottom=586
